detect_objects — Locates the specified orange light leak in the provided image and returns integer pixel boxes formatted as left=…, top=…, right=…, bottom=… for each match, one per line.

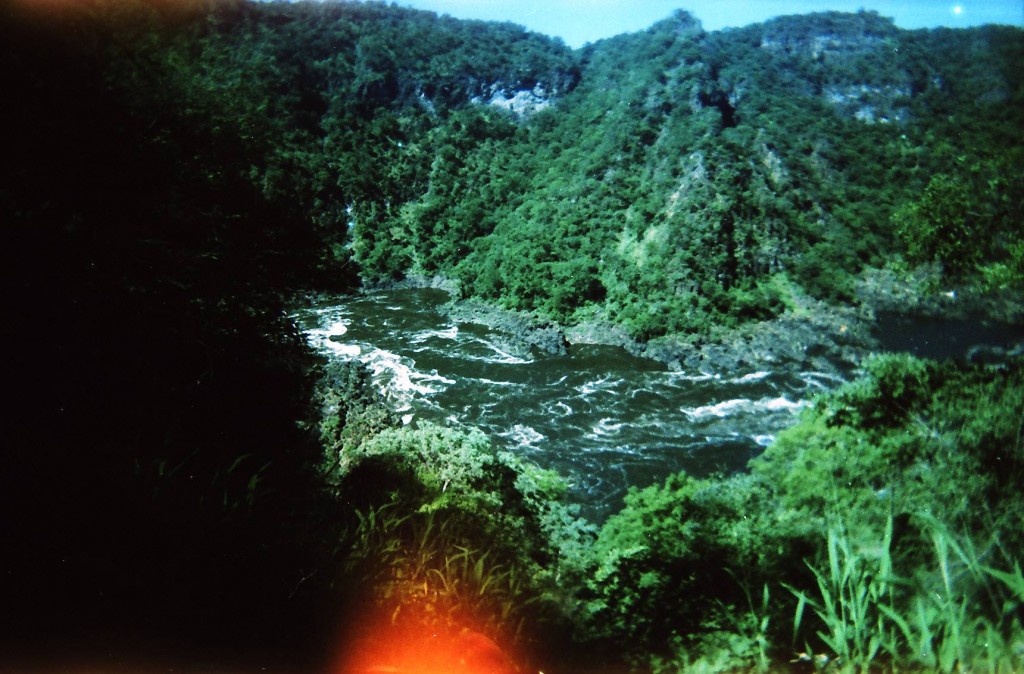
left=334, top=607, right=524, bottom=674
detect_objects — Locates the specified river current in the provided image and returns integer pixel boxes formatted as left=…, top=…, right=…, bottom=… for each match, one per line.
left=292, top=289, right=848, bottom=519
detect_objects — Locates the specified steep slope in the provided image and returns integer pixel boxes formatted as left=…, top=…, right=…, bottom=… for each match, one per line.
left=338, top=8, right=1022, bottom=340
left=45, top=1, right=1012, bottom=344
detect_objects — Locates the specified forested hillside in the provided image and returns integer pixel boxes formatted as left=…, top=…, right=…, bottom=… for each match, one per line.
left=2, top=1, right=1022, bottom=672
left=361, top=8, right=1022, bottom=338
left=10, top=0, right=1019, bottom=339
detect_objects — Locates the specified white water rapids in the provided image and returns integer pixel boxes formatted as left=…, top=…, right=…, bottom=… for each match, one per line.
left=293, top=289, right=847, bottom=519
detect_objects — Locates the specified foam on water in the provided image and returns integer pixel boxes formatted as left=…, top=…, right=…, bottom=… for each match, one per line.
left=303, top=319, right=363, bottom=357
left=578, top=373, right=625, bottom=396
left=292, top=289, right=848, bottom=520
left=325, top=319, right=349, bottom=336
left=731, top=371, right=771, bottom=384
left=499, top=424, right=546, bottom=449
left=537, top=399, right=572, bottom=419
left=473, top=377, right=520, bottom=388
left=668, top=371, right=720, bottom=382
left=683, top=398, right=752, bottom=419
left=682, top=396, right=808, bottom=420
left=461, top=335, right=534, bottom=365
left=410, top=326, right=459, bottom=343
left=360, top=348, right=456, bottom=403
left=799, top=370, right=848, bottom=389
left=326, top=341, right=362, bottom=357
left=484, top=346, right=532, bottom=365
left=590, top=418, right=627, bottom=437
left=759, top=396, right=807, bottom=412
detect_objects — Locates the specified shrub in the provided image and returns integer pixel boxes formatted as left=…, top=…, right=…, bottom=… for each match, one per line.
left=329, top=421, right=593, bottom=665
left=582, top=472, right=815, bottom=669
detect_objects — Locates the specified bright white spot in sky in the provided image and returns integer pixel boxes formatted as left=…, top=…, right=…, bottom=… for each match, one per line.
left=954, top=5, right=964, bottom=14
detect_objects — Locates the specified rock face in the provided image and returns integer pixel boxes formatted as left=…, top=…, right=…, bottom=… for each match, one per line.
left=476, top=84, right=554, bottom=117
left=825, top=83, right=911, bottom=124
left=756, top=11, right=917, bottom=122
left=470, top=67, right=581, bottom=118
left=569, top=307, right=874, bottom=378
left=670, top=314, right=874, bottom=376
left=443, top=299, right=569, bottom=356
left=758, top=10, right=899, bottom=57
left=967, top=343, right=1024, bottom=367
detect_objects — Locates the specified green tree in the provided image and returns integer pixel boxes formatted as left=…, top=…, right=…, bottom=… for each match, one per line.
left=893, top=154, right=1024, bottom=281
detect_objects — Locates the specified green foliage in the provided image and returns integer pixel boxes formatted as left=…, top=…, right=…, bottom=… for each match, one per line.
left=336, top=502, right=543, bottom=646
left=765, top=357, right=1024, bottom=670
left=581, top=472, right=814, bottom=668
left=45, top=0, right=1019, bottom=340
left=577, top=356, right=1023, bottom=671
left=830, top=354, right=934, bottom=428
left=894, top=174, right=981, bottom=276
left=790, top=516, right=1024, bottom=674
left=5, top=0, right=1023, bottom=667
left=318, top=361, right=400, bottom=482
left=342, top=7, right=1021, bottom=336
left=345, top=423, right=512, bottom=513
left=753, top=355, right=1024, bottom=544
left=788, top=519, right=899, bottom=673
left=328, top=420, right=594, bottom=663
left=893, top=153, right=1024, bottom=281
left=979, top=239, right=1024, bottom=291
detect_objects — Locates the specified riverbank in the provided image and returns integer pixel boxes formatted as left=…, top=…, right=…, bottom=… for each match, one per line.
left=291, top=281, right=1024, bottom=674
left=351, top=267, right=1023, bottom=377
left=854, top=264, right=1024, bottom=323
left=359, top=276, right=875, bottom=379
left=399, top=274, right=876, bottom=376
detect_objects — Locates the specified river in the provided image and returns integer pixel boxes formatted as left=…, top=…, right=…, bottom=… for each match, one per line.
left=292, top=289, right=849, bottom=519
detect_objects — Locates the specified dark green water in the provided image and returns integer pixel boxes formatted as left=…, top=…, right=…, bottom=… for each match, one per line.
left=874, top=311, right=1024, bottom=361
left=293, top=289, right=844, bottom=518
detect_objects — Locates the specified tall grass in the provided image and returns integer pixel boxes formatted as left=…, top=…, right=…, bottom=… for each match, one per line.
left=789, top=515, right=1024, bottom=673
left=881, top=517, right=1024, bottom=673
left=339, top=502, right=539, bottom=645
left=787, top=517, right=899, bottom=673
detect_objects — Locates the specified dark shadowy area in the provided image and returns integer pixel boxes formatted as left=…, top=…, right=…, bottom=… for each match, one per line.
left=1, top=4, right=344, bottom=670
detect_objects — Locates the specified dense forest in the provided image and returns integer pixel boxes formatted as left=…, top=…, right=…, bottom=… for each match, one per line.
left=2, top=1, right=1022, bottom=672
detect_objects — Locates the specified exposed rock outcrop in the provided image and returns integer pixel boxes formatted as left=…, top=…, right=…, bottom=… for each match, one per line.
left=443, top=299, right=569, bottom=356
left=474, top=83, right=554, bottom=117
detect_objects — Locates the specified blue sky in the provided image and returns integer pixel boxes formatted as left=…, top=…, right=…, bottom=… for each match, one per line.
left=375, top=0, right=1024, bottom=47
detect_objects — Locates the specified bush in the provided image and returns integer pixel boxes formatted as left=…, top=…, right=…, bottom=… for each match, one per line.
left=328, top=421, right=594, bottom=666
left=318, top=360, right=401, bottom=484
left=582, top=472, right=815, bottom=669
